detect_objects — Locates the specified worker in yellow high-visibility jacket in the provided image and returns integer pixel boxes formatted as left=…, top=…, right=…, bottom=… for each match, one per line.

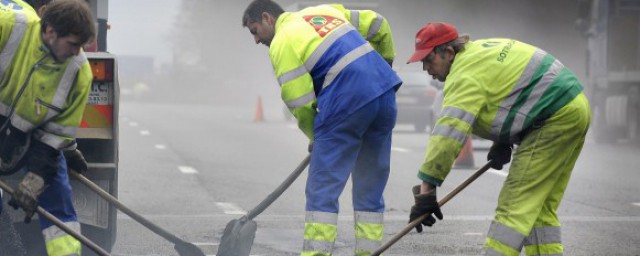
left=406, top=22, right=590, bottom=256
left=242, top=0, right=401, bottom=255
left=0, top=0, right=94, bottom=255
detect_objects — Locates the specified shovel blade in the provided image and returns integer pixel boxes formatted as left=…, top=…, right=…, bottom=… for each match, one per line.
left=174, top=241, right=206, bottom=256
left=216, top=219, right=257, bottom=256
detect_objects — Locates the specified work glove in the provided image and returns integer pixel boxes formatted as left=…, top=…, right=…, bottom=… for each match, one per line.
left=487, top=143, right=512, bottom=170
left=8, top=172, right=46, bottom=223
left=64, top=149, right=88, bottom=174
left=409, top=185, right=443, bottom=233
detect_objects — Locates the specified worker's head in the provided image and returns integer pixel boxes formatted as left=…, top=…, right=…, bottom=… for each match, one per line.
left=407, top=22, right=468, bottom=82
left=24, top=0, right=53, bottom=17
left=242, top=0, right=284, bottom=47
left=40, top=0, right=95, bottom=62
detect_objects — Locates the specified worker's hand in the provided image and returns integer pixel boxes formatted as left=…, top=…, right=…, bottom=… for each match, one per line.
left=409, top=185, right=443, bottom=233
left=64, top=149, right=88, bottom=174
left=487, top=143, right=512, bottom=170
left=8, top=172, right=46, bottom=223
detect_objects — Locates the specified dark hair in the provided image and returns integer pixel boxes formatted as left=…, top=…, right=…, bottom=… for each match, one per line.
left=40, top=0, right=95, bottom=44
left=242, top=0, right=284, bottom=27
left=433, top=35, right=470, bottom=56
left=24, top=0, right=53, bottom=10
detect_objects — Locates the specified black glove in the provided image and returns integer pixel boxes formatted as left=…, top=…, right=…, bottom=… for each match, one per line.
left=64, top=149, right=88, bottom=174
left=409, top=185, right=443, bottom=233
left=8, top=172, right=46, bottom=223
left=487, top=143, right=512, bottom=170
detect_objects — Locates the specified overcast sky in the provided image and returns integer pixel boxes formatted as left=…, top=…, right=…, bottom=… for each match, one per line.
left=108, top=1, right=180, bottom=68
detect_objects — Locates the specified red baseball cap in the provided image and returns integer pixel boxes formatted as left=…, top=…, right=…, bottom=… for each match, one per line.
left=406, top=22, right=459, bottom=64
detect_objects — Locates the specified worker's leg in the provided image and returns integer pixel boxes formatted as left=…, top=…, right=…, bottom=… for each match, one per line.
left=38, top=152, right=82, bottom=256
left=351, top=89, right=396, bottom=256
left=524, top=94, right=590, bottom=256
left=484, top=94, right=590, bottom=256
left=302, top=96, right=383, bottom=256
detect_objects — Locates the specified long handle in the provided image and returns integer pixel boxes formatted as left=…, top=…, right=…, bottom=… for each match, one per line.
left=246, top=154, right=311, bottom=220
left=371, top=161, right=493, bottom=256
left=0, top=179, right=110, bottom=256
left=69, top=171, right=186, bottom=245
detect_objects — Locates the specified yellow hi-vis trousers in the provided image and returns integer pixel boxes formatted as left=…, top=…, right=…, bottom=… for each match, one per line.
left=484, top=93, right=590, bottom=256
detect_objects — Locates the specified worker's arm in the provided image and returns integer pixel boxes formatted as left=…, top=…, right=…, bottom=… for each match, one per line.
left=418, top=75, right=485, bottom=186
left=269, top=31, right=317, bottom=140
left=330, top=4, right=396, bottom=64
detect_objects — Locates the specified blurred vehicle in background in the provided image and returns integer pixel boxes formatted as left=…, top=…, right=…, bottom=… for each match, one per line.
left=395, top=71, right=442, bottom=132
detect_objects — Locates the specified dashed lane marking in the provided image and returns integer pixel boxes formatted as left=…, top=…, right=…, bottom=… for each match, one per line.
left=154, top=144, right=166, bottom=150
left=488, top=169, right=507, bottom=177
left=129, top=121, right=138, bottom=127
left=391, top=147, right=411, bottom=152
left=178, top=166, right=198, bottom=174
left=139, top=130, right=150, bottom=135
left=215, top=202, right=247, bottom=215
left=633, top=203, right=640, bottom=207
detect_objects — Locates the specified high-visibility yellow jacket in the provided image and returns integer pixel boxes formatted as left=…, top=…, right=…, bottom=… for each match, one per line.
left=270, top=4, right=400, bottom=139
left=419, top=39, right=583, bottom=185
left=0, top=1, right=92, bottom=175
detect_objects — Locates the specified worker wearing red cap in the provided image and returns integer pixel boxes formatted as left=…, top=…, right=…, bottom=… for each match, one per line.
left=406, top=22, right=590, bottom=256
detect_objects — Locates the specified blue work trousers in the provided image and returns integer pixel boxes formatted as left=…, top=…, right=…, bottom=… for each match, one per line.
left=306, top=89, right=396, bottom=213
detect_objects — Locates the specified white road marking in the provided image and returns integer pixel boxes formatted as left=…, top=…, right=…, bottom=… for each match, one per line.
left=463, top=232, right=484, bottom=236
left=191, top=242, right=218, bottom=246
left=391, top=147, right=411, bottom=152
left=139, top=130, right=150, bottom=135
left=632, top=203, right=640, bottom=207
left=287, top=124, right=297, bottom=129
left=215, top=202, right=247, bottom=215
left=178, top=166, right=198, bottom=174
left=154, top=144, right=166, bottom=150
left=488, top=169, right=508, bottom=177
left=129, top=121, right=138, bottom=127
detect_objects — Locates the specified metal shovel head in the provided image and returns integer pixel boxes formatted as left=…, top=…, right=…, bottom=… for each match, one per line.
left=216, top=218, right=257, bottom=256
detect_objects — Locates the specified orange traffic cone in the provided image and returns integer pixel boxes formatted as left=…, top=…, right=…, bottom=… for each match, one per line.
left=254, top=96, right=264, bottom=122
left=453, top=137, right=475, bottom=169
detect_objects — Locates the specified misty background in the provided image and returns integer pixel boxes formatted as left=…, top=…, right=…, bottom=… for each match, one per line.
left=107, top=0, right=588, bottom=116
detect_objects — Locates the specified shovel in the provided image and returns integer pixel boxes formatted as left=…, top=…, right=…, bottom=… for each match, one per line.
left=216, top=154, right=311, bottom=256
left=370, top=160, right=493, bottom=256
left=68, top=170, right=205, bottom=256
left=0, top=179, right=111, bottom=256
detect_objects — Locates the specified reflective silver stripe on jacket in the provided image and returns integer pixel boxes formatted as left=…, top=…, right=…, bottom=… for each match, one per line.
left=43, top=52, right=87, bottom=125
left=34, top=129, right=73, bottom=150
left=322, top=43, right=373, bottom=89
left=509, top=58, right=564, bottom=139
left=490, top=49, right=546, bottom=141
left=0, top=11, right=28, bottom=83
left=431, top=125, right=467, bottom=144
left=366, top=13, right=383, bottom=40
left=285, top=91, right=315, bottom=109
left=43, top=122, right=77, bottom=138
left=10, top=113, right=35, bottom=132
left=523, top=226, right=562, bottom=246
left=350, top=10, right=359, bottom=30
left=487, top=221, right=525, bottom=252
left=277, top=24, right=355, bottom=86
left=42, top=221, right=81, bottom=242
left=430, top=106, right=475, bottom=144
